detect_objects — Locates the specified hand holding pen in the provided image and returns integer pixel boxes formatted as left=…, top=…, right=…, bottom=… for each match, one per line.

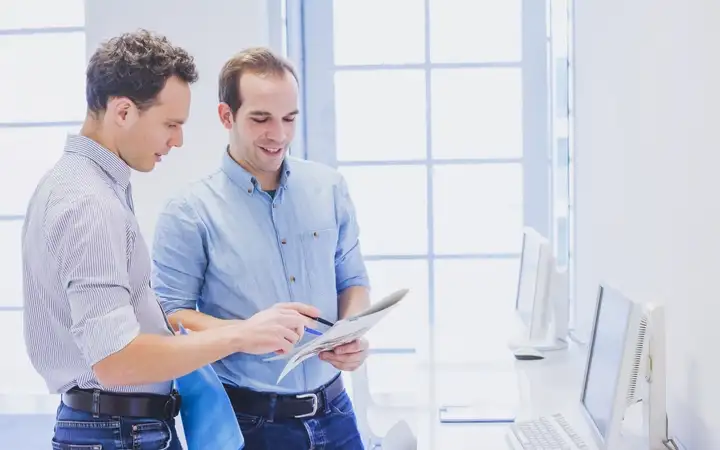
left=301, top=313, right=335, bottom=336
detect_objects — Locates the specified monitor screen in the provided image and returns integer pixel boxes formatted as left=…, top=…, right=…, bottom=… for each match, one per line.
left=516, top=234, right=540, bottom=324
left=581, top=287, right=632, bottom=439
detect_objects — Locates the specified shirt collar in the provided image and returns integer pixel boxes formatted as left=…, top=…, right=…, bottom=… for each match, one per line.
left=221, top=147, right=291, bottom=195
left=64, top=134, right=131, bottom=189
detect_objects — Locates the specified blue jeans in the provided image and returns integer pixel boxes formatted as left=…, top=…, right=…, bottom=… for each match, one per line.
left=52, top=402, right=183, bottom=450
left=236, top=391, right=364, bottom=450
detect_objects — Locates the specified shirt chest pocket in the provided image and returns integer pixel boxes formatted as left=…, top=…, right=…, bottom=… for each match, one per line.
left=299, top=228, right=337, bottom=291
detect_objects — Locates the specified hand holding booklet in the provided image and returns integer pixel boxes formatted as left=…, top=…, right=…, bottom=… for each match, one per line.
left=266, top=288, right=410, bottom=383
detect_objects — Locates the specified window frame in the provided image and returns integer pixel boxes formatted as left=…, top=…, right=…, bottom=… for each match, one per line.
left=0, top=23, right=86, bottom=413
left=286, top=0, right=557, bottom=364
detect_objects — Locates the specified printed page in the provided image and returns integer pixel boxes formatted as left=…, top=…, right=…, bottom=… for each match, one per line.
left=268, top=288, right=409, bottom=383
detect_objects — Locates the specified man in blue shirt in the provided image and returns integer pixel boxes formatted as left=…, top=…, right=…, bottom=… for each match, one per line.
left=151, top=47, right=370, bottom=449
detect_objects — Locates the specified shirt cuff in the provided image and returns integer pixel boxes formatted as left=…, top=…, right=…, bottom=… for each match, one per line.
left=74, top=304, right=141, bottom=367
left=337, top=275, right=371, bottom=293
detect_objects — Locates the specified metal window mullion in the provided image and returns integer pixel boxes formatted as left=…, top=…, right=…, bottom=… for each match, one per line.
left=300, top=0, right=337, bottom=167
left=284, top=0, right=309, bottom=160
left=332, top=61, right=522, bottom=71
left=521, top=0, right=551, bottom=239
left=336, top=158, right=523, bottom=167
left=0, top=26, right=84, bottom=36
left=0, top=215, right=25, bottom=221
left=423, top=0, right=438, bottom=448
left=368, top=348, right=417, bottom=355
left=364, top=253, right=520, bottom=261
left=0, top=121, right=83, bottom=129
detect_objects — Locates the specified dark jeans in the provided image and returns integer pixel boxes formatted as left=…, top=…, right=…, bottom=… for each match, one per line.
left=51, top=402, right=183, bottom=450
left=236, top=391, right=364, bottom=450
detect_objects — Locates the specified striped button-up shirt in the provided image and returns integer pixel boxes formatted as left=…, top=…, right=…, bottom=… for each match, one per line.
left=22, top=134, right=173, bottom=395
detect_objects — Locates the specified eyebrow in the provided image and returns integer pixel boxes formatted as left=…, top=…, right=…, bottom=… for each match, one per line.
left=168, top=118, right=186, bottom=125
left=248, top=109, right=300, bottom=118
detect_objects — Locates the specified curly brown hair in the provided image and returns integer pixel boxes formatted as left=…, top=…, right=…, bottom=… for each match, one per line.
left=85, top=29, right=198, bottom=115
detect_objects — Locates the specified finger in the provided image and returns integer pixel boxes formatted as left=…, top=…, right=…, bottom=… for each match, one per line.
left=278, top=310, right=315, bottom=329
left=281, top=327, right=301, bottom=345
left=275, top=302, right=322, bottom=318
left=325, top=358, right=360, bottom=371
left=333, top=339, right=368, bottom=355
left=276, top=339, right=293, bottom=354
left=321, top=351, right=365, bottom=365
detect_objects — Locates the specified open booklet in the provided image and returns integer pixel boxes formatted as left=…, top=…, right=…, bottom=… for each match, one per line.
left=266, top=288, right=410, bottom=383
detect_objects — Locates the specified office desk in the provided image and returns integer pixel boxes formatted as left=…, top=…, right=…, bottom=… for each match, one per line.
left=365, top=342, right=647, bottom=449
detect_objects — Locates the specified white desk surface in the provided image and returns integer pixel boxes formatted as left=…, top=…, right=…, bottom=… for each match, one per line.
left=364, top=342, right=648, bottom=450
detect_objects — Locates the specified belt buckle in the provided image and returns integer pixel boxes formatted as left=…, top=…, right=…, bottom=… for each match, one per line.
left=294, top=392, right=319, bottom=418
left=164, top=392, right=181, bottom=419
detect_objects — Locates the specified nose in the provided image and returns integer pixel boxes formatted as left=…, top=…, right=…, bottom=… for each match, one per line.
left=266, top=121, right=286, bottom=143
left=170, top=127, right=184, bottom=148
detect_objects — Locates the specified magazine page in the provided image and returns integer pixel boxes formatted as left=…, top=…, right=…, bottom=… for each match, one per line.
left=268, top=288, right=409, bottom=383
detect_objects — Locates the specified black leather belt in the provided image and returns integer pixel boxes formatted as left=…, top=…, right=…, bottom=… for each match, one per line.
left=61, top=387, right=182, bottom=420
left=224, top=375, right=344, bottom=419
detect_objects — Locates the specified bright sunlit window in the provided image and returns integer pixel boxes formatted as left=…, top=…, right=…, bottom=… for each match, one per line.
left=285, top=2, right=575, bottom=443
left=0, top=0, right=86, bottom=412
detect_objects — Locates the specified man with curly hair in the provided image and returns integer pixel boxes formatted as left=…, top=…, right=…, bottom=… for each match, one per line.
left=21, top=30, right=317, bottom=449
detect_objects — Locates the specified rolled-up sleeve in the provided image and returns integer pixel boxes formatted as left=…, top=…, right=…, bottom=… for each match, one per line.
left=151, top=197, right=208, bottom=316
left=45, top=196, right=140, bottom=367
left=334, top=176, right=370, bottom=292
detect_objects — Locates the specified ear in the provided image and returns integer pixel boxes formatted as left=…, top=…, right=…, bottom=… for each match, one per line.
left=106, top=97, right=138, bottom=128
left=217, top=103, right=235, bottom=130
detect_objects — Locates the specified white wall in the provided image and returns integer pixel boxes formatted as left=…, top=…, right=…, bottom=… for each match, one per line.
left=574, top=0, right=720, bottom=447
left=85, top=0, right=280, bottom=239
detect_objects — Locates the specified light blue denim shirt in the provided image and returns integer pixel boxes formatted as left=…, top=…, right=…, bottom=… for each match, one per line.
left=151, top=150, right=369, bottom=394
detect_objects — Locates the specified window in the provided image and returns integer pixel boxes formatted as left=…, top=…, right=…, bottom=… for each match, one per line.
left=0, top=1, right=86, bottom=413
left=548, top=0, right=576, bottom=334
left=287, top=0, right=574, bottom=442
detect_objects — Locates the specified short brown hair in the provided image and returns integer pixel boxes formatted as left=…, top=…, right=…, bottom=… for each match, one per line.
left=218, top=47, right=298, bottom=116
left=86, top=29, right=198, bottom=114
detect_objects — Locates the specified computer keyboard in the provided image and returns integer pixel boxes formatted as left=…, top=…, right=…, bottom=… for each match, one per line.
left=510, top=414, right=590, bottom=449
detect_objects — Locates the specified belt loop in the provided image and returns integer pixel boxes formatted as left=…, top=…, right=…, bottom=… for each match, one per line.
left=92, top=389, right=100, bottom=418
left=268, top=393, right=277, bottom=423
left=322, top=386, right=331, bottom=414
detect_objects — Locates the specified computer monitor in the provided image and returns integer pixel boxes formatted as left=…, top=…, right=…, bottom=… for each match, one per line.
left=507, top=284, right=668, bottom=449
left=579, top=284, right=667, bottom=449
left=513, top=227, right=554, bottom=342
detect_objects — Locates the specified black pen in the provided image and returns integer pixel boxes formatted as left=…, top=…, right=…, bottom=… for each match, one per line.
left=302, top=313, right=335, bottom=328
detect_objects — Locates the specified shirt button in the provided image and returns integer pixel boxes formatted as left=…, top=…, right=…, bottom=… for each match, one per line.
left=281, top=238, right=287, bottom=245
left=290, top=276, right=296, bottom=283
left=313, top=231, right=318, bottom=238
left=247, top=188, right=252, bottom=194
left=273, top=204, right=277, bottom=208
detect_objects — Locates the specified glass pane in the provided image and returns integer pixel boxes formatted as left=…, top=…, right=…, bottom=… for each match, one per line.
left=0, top=0, right=85, bottom=29
left=551, top=0, right=570, bottom=58
left=0, top=312, right=48, bottom=394
left=364, top=259, right=429, bottom=350
left=433, top=164, right=523, bottom=254
left=0, top=220, right=23, bottom=308
left=366, top=353, right=428, bottom=406
left=429, top=0, right=521, bottom=63
left=0, top=32, right=86, bottom=123
left=335, top=70, right=426, bottom=162
left=431, top=68, right=522, bottom=159
left=340, top=165, right=427, bottom=255
left=435, top=366, right=521, bottom=407
left=0, top=125, right=77, bottom=215
left=333, top=0, right=425, bottom=65
left=434, top=259, right=520, bottom=364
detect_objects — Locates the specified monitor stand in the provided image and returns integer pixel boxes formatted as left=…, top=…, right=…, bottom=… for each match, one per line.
left=508, top=269, right=570, bottom=353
